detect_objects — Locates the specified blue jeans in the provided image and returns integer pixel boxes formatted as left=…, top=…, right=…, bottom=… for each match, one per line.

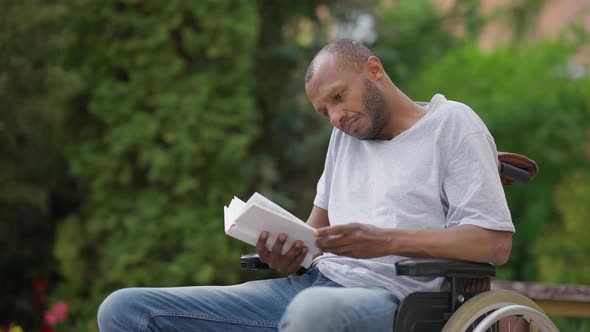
left=98, top=267, right=399, bottom=331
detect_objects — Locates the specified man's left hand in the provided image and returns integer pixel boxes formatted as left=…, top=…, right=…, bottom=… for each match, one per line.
left=314, top=223, right=394, bottom=259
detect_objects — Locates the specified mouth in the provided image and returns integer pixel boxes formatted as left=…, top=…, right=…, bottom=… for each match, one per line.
left=343, top=116, right=359, bottom=136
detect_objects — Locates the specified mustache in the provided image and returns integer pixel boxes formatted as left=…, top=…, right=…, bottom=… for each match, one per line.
left=342, top=114, right=359, bottom=134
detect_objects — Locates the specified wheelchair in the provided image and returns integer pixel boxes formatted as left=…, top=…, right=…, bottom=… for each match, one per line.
left=240, top=152, right=560, bottom=331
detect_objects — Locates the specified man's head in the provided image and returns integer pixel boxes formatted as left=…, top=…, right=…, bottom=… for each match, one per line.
left=305, top=39, right=390, bottom=140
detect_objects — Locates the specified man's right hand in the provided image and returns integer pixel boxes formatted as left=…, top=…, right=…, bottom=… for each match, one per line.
left=256, top=232, right=308, bottom=274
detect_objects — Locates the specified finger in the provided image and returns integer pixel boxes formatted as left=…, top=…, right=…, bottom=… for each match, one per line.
left=271, top=233, right=288, bottom=256
left=315, top=234, right=352, bottom=250
left=257, top=231, right=269, bottom=248
left=285, top=240, right=303, bottom=260
left=276, top=243, right=305, bottom=273
left=256, top=232, right=271, bottom=262
left=320, top=243, right=358, bottom=258
left=285, top=246, right=308, bottom=273
left=276, top=240, right=303, bottom=269
left=270, top=233, right=288, bottom=268
left=314, top=226, right=345, bottom=237
left=314, top=224, right=357, bottom=237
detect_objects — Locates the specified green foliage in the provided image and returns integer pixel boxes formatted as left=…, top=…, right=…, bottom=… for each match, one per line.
left=537, top=171, right=590, bottom=284
left=536, top=170, right=590, bottom=331
left=373, top=0, right=464, bottom=87
left=551, top=316, right=590, bottom=332
left=52, top=1, right=260, bottom=330
left=245, top=0, right=335, bottom=215
left=0, top=0, right=75, bottom=230
left=0, top=0, right=80, bottom=329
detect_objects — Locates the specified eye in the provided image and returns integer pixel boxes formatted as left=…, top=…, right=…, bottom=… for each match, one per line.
left=334, top=91, right=344, bottom=102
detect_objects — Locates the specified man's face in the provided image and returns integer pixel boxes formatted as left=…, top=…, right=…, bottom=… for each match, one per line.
left=305, top=56, right=389, bottom=140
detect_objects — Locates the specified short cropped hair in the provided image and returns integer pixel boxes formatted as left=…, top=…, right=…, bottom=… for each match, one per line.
left=305, top=38, right=373, bottom=83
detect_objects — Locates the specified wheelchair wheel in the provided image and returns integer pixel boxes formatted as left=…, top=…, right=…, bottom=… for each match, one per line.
left=442, top=290, right=559, bottom=332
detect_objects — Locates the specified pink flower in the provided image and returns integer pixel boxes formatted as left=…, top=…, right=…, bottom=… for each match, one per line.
left=44, top=311, right=57, bottom=326
left=43, top=301, right=68, bottom=325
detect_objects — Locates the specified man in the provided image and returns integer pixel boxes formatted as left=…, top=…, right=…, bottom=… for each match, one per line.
left=98, top=39, right=513, bottom=331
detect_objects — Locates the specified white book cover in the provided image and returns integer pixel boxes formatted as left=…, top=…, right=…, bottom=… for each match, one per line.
left=224, top=193, right=319, bottom=268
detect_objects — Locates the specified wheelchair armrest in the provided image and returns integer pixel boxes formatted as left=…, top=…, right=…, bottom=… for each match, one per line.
left=241, top=253, right=308, bottom=275
left=242, top=254, right=495, bottom=278
left=395, top=258, right=495, bottom=278
left=241, top=253, right=271, bottom=270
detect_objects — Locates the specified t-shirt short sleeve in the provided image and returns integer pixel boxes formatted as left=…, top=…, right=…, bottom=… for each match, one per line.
left=314, top=171, right=329, bottom=209
left=314, top=129, right=340, bottom=210
left=443, top=131, right=515, bottom=232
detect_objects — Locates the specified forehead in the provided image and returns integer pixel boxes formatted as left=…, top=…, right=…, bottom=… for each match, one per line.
left=305, top=54, right=358, bottom=101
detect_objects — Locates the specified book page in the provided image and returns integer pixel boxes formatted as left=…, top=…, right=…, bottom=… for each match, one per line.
left=245, top=192, right=303, bottom=224
left=224, top=196, right=246, bottom=232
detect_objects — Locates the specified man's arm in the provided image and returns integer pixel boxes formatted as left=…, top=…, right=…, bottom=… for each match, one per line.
left=306, top=205, right=330, bottom=229
left=391, top=225, right=512, bottom=265
left=314, top=224, right=512, bottom=265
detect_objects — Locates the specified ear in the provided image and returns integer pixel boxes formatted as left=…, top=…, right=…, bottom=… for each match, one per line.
left=365, top=56, right=384, bottom=80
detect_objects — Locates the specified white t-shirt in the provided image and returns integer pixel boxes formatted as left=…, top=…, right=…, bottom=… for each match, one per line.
left=312, top=94, right=514, bottom=300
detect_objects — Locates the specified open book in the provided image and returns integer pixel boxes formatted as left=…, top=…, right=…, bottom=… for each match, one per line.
left=224, top=192, right=320, bottom=268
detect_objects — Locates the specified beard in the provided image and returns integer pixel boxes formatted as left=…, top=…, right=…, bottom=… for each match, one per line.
left=359, top=78, right=388, bottom=140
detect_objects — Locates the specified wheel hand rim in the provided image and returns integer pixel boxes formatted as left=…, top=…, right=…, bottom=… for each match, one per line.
left=472, top=304, right=560, bottom=332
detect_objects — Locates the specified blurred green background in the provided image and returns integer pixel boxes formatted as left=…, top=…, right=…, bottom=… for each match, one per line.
left=1, top=0, right=589, bottom=331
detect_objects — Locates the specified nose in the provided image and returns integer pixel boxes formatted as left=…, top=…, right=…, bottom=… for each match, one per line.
left=327, top=106, right=346, bottom=129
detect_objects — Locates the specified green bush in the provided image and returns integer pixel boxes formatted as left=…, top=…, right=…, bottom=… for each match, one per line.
left=53, top=1, right=260, bottom=330
left=0, top=1, right=79, bottom=329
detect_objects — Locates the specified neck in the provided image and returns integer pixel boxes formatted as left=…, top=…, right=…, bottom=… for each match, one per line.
left=377, top=82, right=427, bottom=140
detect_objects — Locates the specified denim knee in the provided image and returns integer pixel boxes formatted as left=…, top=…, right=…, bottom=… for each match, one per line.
left=279, top=287, right=352, bottom=331
left=98, top=288, right=149, bottom=332
left=279, top=286, right=397, bottom=332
